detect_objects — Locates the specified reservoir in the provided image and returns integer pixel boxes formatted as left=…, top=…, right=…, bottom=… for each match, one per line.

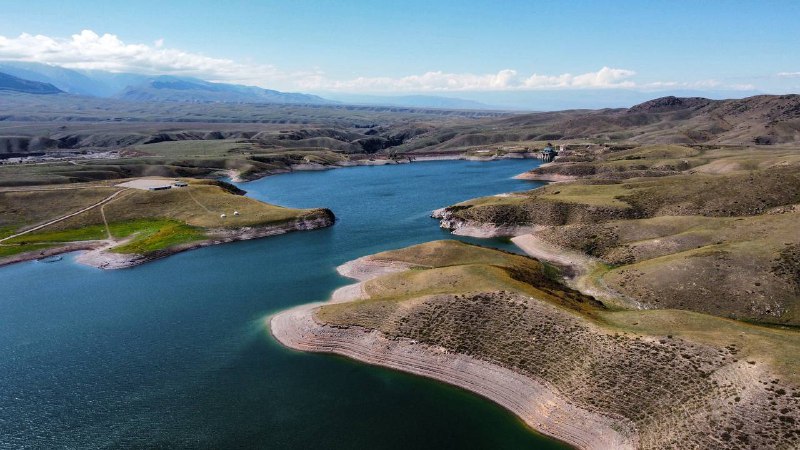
left=0, top=159, right=568, bottom=449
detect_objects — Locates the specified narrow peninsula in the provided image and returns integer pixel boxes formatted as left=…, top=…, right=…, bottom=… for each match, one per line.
left=0, top=178, right=334, bottom=269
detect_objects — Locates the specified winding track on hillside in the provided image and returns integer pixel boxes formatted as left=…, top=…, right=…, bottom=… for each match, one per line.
left=0, top=189, right=128, bottom=243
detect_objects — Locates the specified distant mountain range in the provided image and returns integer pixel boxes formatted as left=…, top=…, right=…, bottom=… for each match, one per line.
left=0, top=61, right=136, bottom=97
left=0, top=61, right=504, bottom=109
left=0, top=61, right=778, bottom=111
left=0, top=61, right=332, bottom=105
left=117, top=76, right=332, bottom=104
left=0, top=71, right=62, bottom=94
left=0, top=62, right=501, bottom=110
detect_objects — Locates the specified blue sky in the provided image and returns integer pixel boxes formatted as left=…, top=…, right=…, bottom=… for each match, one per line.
left=1, top=0, right=798, bottom=108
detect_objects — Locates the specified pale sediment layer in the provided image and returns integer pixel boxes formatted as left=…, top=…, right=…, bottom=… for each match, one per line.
left=412, top=152, right=536, bottom=162
left=513, top=161, right=578, bottom=181
left=74, top=239, right=147, bottom=269
left=290, top=153, right=538, bottom=171
left=432, top=199, right=635, bottom=305
left=271, top=257, right=637, bottom=450
left=236, top=152, right=539, bottom=181
left=291, top=160, right=411, bottom=172
left=335, top=256, right=416, bottom=281
left=513, top=172, right=579, bottom=182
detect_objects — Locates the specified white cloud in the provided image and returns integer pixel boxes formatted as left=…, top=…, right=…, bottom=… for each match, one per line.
left=777, top=71, right=800, bottom=78
left=0, top=30, right=759, bottom=93
left=298, top=67, right=639, bottom=92
left=0, top=30, right=285, bottom=85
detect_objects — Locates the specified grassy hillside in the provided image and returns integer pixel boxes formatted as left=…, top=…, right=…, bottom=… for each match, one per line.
left=438, top=144, right=800, bottom=325
left=317, top=241, right=800, bottom=449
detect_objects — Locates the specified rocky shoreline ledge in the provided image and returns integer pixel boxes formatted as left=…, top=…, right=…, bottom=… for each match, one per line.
left=431, top=207, right=536, bottom=238
left=270, top=257, right=638, bottom=450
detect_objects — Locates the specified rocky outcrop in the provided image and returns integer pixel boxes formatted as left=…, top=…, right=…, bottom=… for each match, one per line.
left=432, top=197, right=635, bottom=234
left=431, top=207, right=536, bottom=238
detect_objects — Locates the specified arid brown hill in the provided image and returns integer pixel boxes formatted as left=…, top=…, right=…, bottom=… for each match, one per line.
left=489, top=94, right=800, bottom=146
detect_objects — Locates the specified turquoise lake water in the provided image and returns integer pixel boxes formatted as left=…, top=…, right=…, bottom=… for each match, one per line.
left=0, top=159, right=569, bottom=449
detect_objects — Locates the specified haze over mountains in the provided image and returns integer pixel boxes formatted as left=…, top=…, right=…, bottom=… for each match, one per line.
left=0, top=61, right=333, bottom=105
left=0, top=61, right=509, bottom=109
left=0, top=61, right=142, bottom=97
left=0, top=61, right=772, bottom=111
left=0, top=71, right=62, bottom=94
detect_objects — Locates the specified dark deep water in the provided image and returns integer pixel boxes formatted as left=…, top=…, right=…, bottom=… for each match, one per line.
left=0, top=159, right=570, bottom=449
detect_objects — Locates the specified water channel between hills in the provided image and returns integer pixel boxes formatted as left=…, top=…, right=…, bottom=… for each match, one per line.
left=0, top=159, right=573, bottom=449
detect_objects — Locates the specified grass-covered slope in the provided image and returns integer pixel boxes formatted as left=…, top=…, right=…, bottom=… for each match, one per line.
left=320, top=240, right=602, bottom=320
left=0, top=179, right=333, bottom=263
left=316, top=241, right=800, bottom=450
left=437, top=145, right=800, bottom=325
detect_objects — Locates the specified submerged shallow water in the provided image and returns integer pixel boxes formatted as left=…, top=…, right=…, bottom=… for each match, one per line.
left=0, top=159, right=569, bottom=449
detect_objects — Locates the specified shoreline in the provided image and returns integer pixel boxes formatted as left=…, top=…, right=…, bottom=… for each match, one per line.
left=1, top=211, right=334, bottom=270
left=270, top=257, right=637, bottom=450
left=512, top=160, right=578, bottom=182
left=234, top=151, right=540, bottom=183
left=513, top=172, right=578, bottom=182
left=2, top=156, right=536, bottom=271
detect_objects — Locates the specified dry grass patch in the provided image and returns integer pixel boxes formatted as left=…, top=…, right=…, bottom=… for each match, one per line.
left=0, top=186, right=119, bottom=232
